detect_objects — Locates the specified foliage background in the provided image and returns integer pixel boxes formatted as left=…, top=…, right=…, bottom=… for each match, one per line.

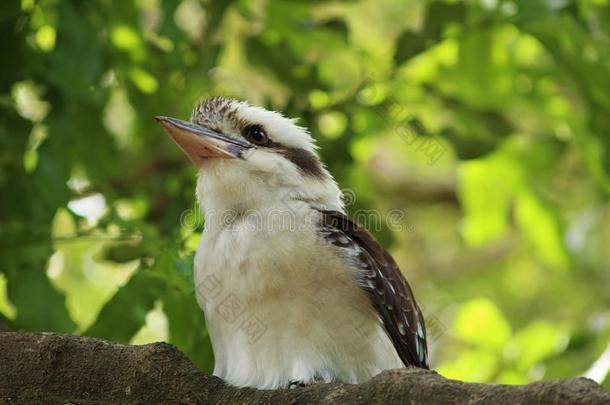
left=1, top=0, right=610, bottom=388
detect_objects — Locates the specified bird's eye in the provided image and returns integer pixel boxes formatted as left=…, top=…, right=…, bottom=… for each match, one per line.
left=243, top=125, right=269, bottom=146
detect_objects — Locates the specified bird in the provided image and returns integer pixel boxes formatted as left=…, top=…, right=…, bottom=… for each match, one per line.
left=156, top=97, right=428, bottom=390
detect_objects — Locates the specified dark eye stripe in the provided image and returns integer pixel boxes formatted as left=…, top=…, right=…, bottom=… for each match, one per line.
left=276, top=146, right=326, bottom=179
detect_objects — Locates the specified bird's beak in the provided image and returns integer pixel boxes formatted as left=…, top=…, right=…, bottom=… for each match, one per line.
left=156, top=116, right=251, bottom=166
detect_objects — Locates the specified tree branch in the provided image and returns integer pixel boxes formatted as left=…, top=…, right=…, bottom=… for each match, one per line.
left=1, top=332, right=608, bottom=404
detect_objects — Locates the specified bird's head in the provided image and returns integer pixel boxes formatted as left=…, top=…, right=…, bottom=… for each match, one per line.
left=157, top=97, right=343, bottom=214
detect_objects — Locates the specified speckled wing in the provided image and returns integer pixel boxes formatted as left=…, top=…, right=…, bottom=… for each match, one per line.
left=317, top=210, right=429, bottom=369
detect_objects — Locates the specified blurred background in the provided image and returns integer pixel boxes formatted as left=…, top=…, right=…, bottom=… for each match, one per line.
left=1, top=0, right=610, bottom=388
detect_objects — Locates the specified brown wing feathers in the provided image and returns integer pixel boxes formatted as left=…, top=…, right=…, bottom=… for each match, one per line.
left=318, top=210, right=429, bottom=369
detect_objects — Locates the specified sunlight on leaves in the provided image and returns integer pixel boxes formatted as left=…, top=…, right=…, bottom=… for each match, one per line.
left=11, top=80, right=50, bottom=122
left=515, top=191, right=569, bottom=269
left=454, top=298, right=512, bottom=350
left=318, top=111, right=347, bottom=139
left=174, top=0, right=207, bottom=42
left=458, top=152, right=522, bottom=247
left=514, top=320, right=568, bottom=371
left=128, top=67, right=158, bottom=94
left=103, top=88, right=136, bottom=149
left=0, top=274, right=16, bottom=320
left=130, top=301, right=169, bottom=344
left=35, top=25, right=56, bottom=52
left=23, top=124, right=48, bottom=173
left=437, top=349, right=499, bottom=382
left=111, top=25, right=145, bottom=61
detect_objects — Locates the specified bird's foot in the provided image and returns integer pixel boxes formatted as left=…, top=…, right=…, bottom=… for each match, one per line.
left=288, top=379, right=307, bottom=389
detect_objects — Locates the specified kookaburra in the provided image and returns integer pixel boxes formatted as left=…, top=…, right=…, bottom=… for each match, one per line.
left=156, top=97, right=428, bottom=389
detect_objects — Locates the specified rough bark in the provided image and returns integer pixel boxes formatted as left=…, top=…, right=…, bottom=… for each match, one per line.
left=0, top=332, right=608, bottom=404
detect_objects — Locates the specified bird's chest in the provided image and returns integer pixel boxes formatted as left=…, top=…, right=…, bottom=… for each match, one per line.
left=190, top=210, right=395, bottom=388
left=192, top=208, right=365, bottom=330
left=193, top=210, right=325, bottom=313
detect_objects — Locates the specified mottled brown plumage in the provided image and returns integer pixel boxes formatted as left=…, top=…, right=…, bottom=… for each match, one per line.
left=318, top=210, right=429, bottom=369
left=191, top=96, right=241, bottom=131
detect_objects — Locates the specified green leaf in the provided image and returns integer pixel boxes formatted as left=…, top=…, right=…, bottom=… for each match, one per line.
left=394, top=1, right=465, bottom=65
left=514, top=320, right=567, bottom=371
left=515, top=191, right=569, bottom=269
left=100, top=242, right=151, bottom=264
left=5, top=257, right=76, bottom=333
left=0, top=311, right=15, bottom=331
left=602, top=372, right=610, bottom=393
left=458, top=152, right=521, bottom=246
left=496, top=370, right=528, bottom=385
left=162, top=289, right=214, bottom=373
left=47, top=1, right=103, bottom=100
left=84, top=265, right=166, bottom=342
left=454, top=298, right=511, bottom=351
left=437, top=349, right=498, bottom=383
left=149, top=250, right=193, bottom=294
